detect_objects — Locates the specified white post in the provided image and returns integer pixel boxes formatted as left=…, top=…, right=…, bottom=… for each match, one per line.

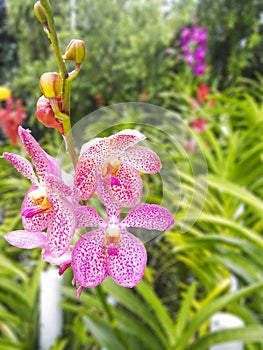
left=209, top=275, right=244, bottom=350
left=210, top=313, right=244, bottom=350
left=39, top=268, right=63, bottom=350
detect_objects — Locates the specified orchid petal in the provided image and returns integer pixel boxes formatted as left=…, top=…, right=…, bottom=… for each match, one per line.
left=121, top=146, right=162, bottom=174
left=3, top=152, right=38, bottom=185
left=47, top=196, right=75, bottom=257
left=96, top=176, right=122, bottom=220
left=79, top=137, right=111, bottom=164
left=108, top=129, right=146, bottom=154
left=72, top=229, right=107, bottom=288
left=107, top=230, right=147, bottom=288
left=108, top=163, right=143, bottom=207
left=45, top=173, right=77, bottom=197
left=74, top=156, right=97, bottom=200
left=5, top=230, right=47, bottom=249
left=121, top=204, right=174, bottom=231
left=42, top=249, right=72, bottom=266
left=75, top=206, right=105, bottom=228
left=18, top=126, right=60, bottom=181
left=21, top=186, right=52, bottom=231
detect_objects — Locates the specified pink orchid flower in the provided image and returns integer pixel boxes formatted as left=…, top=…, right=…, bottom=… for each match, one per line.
left=75, top=129, right=162, bottom=207
left=72, top=197, right=174, bottom=297
left=3, top=127, right=77, bottom=258
left=4, top=229, right=72, bottom=267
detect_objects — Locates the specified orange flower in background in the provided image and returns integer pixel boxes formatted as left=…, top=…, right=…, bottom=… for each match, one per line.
left=196, top=82, right=210, bottom=102
left=0, top=96, right=27, bottom=145
left=188, top=82, right=216, bottom=134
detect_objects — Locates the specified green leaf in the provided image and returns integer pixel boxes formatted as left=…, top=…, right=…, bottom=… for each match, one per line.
left=84, top=314, right=126, bottom=350
left=102, top=279, right=168, bottom=347
left=176, top=281, right=263, bottom=350
left=174, top=282, right=197, bottom=342
left=208, top=175, right=263, bottom=214
left=136, top=280, right=175, bottom=346
left=186, top=325, right=263, bottom=350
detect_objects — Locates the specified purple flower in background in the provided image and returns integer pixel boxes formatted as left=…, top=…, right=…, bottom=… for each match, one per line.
left=180, top=25, right=209, bottom=76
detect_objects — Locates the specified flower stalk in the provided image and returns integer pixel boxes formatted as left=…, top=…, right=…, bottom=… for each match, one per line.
left=39, top=0, right=79, bottom=168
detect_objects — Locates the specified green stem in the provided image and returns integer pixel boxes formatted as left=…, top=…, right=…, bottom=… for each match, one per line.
left=40, top=0, right=68, bottom=80
left=40, top=0, right=78, bottom=168
left=96, top=285, right=130, bottom=350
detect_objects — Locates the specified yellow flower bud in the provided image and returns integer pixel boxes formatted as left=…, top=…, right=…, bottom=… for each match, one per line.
left=39, top=72, right=63, bottom=98
left=0, top=86, right=11, bottom=101
left=34, top=1, right=47, bottom=24
left=63, top=39, right=86, bottom=64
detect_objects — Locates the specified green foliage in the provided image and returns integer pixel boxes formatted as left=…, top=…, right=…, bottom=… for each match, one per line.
left=61, top=278, right=263, bottom=350
left=196, top=0, right=263, bottom=86
left=1, top=1, right=263, bottom=349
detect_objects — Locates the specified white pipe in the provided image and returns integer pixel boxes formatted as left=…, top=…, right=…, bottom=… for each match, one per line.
left=39, top=268, right=63, bottom=350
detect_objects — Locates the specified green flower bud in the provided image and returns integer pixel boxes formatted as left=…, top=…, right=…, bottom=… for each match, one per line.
left=34, top=1, right=47, bottom=24
left=63, top=39, right=86, bottom=64
left=40, top=72, right=63, bottom=98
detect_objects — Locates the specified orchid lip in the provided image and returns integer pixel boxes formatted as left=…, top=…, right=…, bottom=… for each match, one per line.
left=22, top=205, right=46, bottom=218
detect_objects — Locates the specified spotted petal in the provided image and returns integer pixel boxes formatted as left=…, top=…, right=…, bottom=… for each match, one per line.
left=98, top=163, right=142, bottom=208
left=121, top=146, right=162, bottom=174
left=18, top=127, right=60, bottom=181
left=108, top=129, right=146, bottom=154
left=72, top=229, right=107, bottom=288
left=47, top=195, right=76, bottom=257
left=74, top=156, right=97, bottom=200
left=107, top=230, right=147, bottom=288
left=5, top=230, right=47, bottom=249
left=21, top=186, right=52, bottom=231
left=121, top=204, right=174, bottom=231
left=75, top=206, right=105, bottom=228
left=79, top=137, right=111, bottom=164
left=3, top=153, right=38, bottom=185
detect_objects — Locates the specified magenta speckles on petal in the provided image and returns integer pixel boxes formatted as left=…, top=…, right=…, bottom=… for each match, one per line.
left=3, top=153, right=38, bottom=185
left=108, top=129, right=146, bottom=153
left=107, top=230, right=147, bottom=288
left=18, top=127, right=60, bottom=180
left=72, top=229, right=107, bottom=288
left=47, top=195, right=76, bottom=257
left=121, top=146, right=162, bottom=174
left=108, top=163, right=142, bottom=207
left=121, top=204, right=174, bottom=231
left=74, top=156, right=97, bottom=200
left=75, top=205, right=106, bottom=228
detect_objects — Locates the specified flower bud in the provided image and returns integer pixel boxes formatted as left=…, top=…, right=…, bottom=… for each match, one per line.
left=35, top=95, right=64, bottom=134
left=63, top=39, right=86, bottom=64
left=34, top=1, right=47, bottom=24
left=0, top=86, right=11, bottom=101
left=39, top=72, right=63, bottom=98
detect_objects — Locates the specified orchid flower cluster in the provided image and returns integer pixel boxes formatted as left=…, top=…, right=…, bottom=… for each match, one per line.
left=0, top=87, right=27, bottom=145
left=180, top=26, right=209, bottom=77
left=3, top=127, right=174, bottom=297
left=2, top=0, right=174, bottom=297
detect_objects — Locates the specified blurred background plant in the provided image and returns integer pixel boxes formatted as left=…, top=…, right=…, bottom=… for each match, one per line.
left=1, top=0, right=263, bottom=349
